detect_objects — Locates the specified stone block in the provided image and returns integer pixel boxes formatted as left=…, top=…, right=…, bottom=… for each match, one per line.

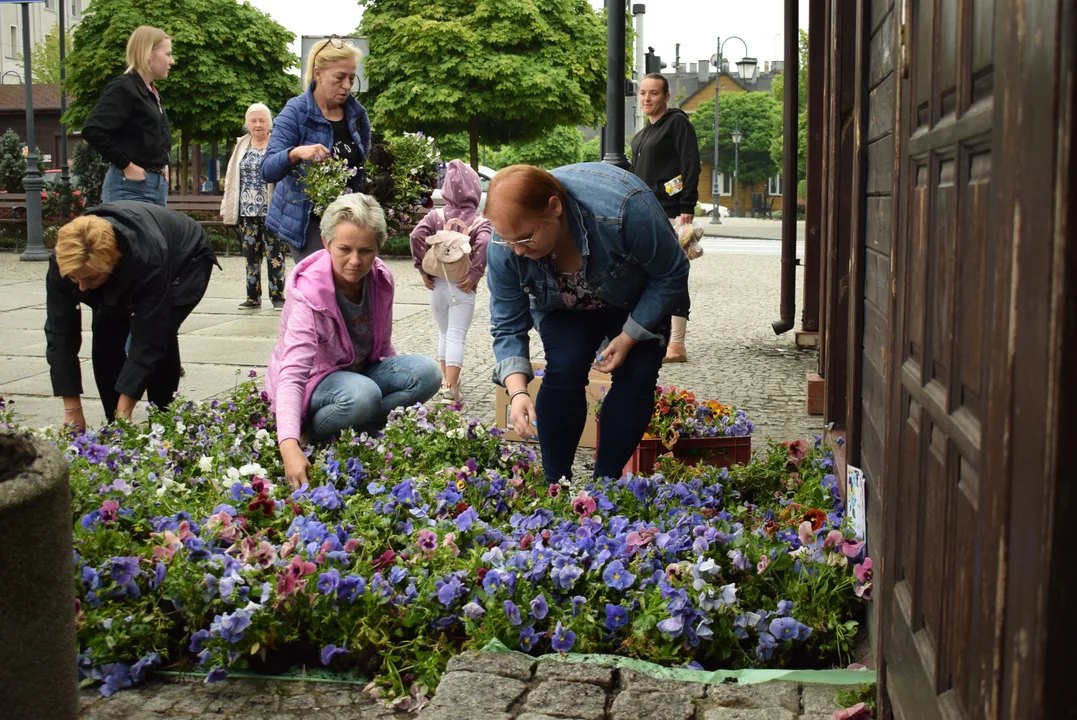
left=522, top=679, right=608, bottom=720
left=807, top=372, right=825, bottom=415
left=426, top=671, right=529, bottom=713
left=517, top=714, right=586, bottom=720
left=617, top=669, right=707, bottom=699
left=416, top=708, right=513, bottom=720
left=609, top=690, right=697, bottom=720
left=701, top=709, right=799, bottom=720
left=706, top=681, right=801, bottom=712
left=801, top=683, right=864, bottom=714
left=534, top=660, right=615, bottom=690
left=445, top=650, right=536, bottom=682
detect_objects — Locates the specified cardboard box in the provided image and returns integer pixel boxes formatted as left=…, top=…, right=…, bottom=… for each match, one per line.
left=494, top=361, right=611, bottom=448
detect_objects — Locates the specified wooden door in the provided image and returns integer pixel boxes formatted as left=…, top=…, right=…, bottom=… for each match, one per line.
left=881, top=0, right=1075, bottom=718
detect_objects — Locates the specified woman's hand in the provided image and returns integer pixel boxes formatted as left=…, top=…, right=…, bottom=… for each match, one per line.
left=594, top=332, right=638, bottom=373
left=678, top=213, right=695, bottom=227
left=457, top=276, right=478, bottom=293
left=510, top=393, right=539, bottom=440
left=289, top=144, right=332, bottom=164
left=123, top=163, right=147, bottom=181
left=280, top=439, right=311, bottom=490
left=421, top=272, right=436, bottom=291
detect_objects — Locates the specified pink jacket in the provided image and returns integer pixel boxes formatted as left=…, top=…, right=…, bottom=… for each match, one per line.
left=410, top=159, right=491, bottom=283
left=266, top=250, right=397, bottom=443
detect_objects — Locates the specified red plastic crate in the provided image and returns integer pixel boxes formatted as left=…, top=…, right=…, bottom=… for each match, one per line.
left=621, top=435, right=752, bottom=476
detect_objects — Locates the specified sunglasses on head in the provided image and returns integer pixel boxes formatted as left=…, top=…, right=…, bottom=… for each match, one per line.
left=312, top=35, right=345, bottom=66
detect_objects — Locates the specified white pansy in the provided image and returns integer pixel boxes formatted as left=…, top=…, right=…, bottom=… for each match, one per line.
left=226, top=467, right=241, bottom=482
left=239, top=462, right=267, bottom=477
left=198, top=456, right=214, bottom=473
left=175, top=421, right=186, bottom=434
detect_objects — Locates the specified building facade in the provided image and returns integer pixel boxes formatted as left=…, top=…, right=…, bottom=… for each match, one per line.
left=0, top=0, right=83, bottom=85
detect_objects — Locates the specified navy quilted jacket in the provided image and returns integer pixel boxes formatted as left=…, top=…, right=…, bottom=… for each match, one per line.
left=262, top=85, right=371, bottom=249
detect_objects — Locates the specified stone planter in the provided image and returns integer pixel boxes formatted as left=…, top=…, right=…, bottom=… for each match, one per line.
left=0, top=432, right=78, bottom=719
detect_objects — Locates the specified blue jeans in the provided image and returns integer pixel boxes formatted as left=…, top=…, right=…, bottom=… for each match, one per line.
left=102, top=165, right=168, bottom=206
left=307, top=355, right=443, bottom=441
left=536, top=307, right=667, bottom=481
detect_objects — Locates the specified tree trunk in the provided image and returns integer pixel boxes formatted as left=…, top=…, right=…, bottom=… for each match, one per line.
left=180, top=131, right=190, bottom=196
left=468, top=116, right=479, bottom=171
left=192, top=144, right=202, bottom=194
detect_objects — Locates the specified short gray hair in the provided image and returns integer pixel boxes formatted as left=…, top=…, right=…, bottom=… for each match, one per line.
left=320, top=193, right=387, bottom=251
left=244, top=103, right=273, bottom=131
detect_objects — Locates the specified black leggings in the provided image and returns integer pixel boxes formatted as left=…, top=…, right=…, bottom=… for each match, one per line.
left=92, top=302, right=199, bottom=421
left=535, top=307, right=667, bottom=481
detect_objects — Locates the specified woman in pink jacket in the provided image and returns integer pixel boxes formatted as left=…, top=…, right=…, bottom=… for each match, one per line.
left=267, top=193, right=442, bottom=487
left=410, top=159, right=491, bottom=404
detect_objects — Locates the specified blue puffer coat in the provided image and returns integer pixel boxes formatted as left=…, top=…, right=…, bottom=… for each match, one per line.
left=262, top=85, right=371, bottom=249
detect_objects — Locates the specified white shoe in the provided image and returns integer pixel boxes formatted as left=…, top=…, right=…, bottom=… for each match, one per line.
left=435, top=386, right=461, bottom=406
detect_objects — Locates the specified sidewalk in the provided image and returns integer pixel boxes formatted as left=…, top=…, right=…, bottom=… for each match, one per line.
left=699, top=217, right=804, bottom=242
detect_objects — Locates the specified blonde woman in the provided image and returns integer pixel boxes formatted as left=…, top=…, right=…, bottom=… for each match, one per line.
left=222, top=103, right=284, bottom=309
left=83, top=26, right=175, bottom=206
left=44, top=202, right=218, bottom=429
left=263, top=36, right=371, bottom=264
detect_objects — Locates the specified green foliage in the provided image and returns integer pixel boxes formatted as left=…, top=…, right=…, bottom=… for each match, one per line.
left=385, top=131, right=439, bottom=204
left=72, top=141, right=107, bottom=207
left=43, top=182, right=83, bottom=223
left=64, top=0, right=298, bottom=142
left=435, top=133, right=471, bottom=162
left=359, top=0, right=607, bottom=165
left=581, top=134, right=631, bottom=163
left=691, top=93, right=780, bottom=186
left=18, top=21, right=74, bottom=85
left=836, top=683, right=877, bottom=713
left=769, top=30, right=809, bottom=183
left=300, top=155, right=359, bottom=217
left=0, top=129, right=26, bottom=192
left=486, top=125, right=584, bottom=170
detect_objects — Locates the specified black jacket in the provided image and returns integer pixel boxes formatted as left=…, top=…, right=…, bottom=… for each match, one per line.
left=82, top=71, right=172, bottom=170
left=45, top=202, right=218, bottom=399
left=630, top=109, right=702, bottom=217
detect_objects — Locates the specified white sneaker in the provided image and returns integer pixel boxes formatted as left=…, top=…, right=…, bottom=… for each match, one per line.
left=435, top=386, right=461, bottom=406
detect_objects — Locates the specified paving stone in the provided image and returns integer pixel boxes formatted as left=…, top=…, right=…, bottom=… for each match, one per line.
left=138, top=694, right=177, bottom=712
left=169, top=694, right=214, bottom=714
left=516, top=713, right=586, bottom=720
left=425, top=670, right=529, bottom=713
left=445, top=649, right=536, bottom=682
left=617, top=669, right=707, bottom=699
left=415, top=708, right=513, bottom=720
left=706, top=681, right=801, bottom=712
left=521, top=679, right=608, bottom=720
left=801, top=683, right=863, bottom=714
left=609, top=689, right=697, bottom=720
left=315, top=689, right=364, bottom=707
left=534, top=659, right=615, bottom=690
left=701, top=709, right=799, bottom=720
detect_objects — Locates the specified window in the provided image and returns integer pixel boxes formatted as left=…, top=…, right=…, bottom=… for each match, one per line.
left=71, top=0, right=80, bottom=17
left=44, top=0, right=54, bottom=11
left=768, top=174, right=783, bottom=196
left=7, top=26, right=17, bottom=59
left=713, top=173, right=733, bottom=196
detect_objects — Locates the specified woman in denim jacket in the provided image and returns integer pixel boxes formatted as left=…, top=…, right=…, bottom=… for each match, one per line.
left=485, top=163, right=690, bottom=482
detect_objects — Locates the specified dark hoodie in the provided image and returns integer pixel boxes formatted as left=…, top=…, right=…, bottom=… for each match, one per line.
left=630, top=108, right=702, bottom=217
left=45, top=201, right=219, bottom=399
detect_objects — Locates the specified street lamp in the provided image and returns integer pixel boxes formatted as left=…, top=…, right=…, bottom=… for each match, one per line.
left=18, top=1, right=47, bottom=261
left=731, top=123, right=743, bottom=218
left=709, top=36, right=751, bottom=225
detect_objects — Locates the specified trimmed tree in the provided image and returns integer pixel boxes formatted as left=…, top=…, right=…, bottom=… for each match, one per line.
left=691, top=92, right=781, bottom=186
left=63, top=0, right=297, bottom=193
left=359, top=0, right=607, bottom=169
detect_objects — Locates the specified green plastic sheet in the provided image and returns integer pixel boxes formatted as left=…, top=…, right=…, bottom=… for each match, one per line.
left=480, top=639, right=876, bottom=687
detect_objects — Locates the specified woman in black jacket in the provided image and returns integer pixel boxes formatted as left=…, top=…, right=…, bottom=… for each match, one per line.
left=83, top=26, right=175, bottom=207
left=45, top=202, right=218, bottom=429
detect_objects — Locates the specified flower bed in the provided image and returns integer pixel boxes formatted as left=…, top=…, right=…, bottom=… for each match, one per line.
left=0, top=384, right=870, bottom=709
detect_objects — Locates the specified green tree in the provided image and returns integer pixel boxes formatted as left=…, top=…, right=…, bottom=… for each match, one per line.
left=71, top=141, right=107, bottom=207
left=359, top=0, right=607, bottom=169
left=64, top=0, right=297, bottom=193
left=769, top=29, right=809, bottom=185
left=691, top=92, right=780, bottom=185
left=18, top=21, right=74, bottom=85
left=487, top=125, right=584, bottom=169
left=0, top=129, right=26, bottom=191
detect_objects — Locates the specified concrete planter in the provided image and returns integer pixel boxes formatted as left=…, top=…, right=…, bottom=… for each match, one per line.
left=0, top=432, right=78, bottom=719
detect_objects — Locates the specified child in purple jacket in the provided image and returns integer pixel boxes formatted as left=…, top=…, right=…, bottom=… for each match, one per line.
left=267, top=193, right=442, bottom=488
left=410, top=160, right=491, bottom=404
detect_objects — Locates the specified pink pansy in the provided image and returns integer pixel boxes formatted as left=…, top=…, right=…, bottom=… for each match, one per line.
left=287, top=555, right=317, bottom=578
left=840, top=539, right=865, bottom=558
left=784, top=439, right=810, bottom=465
left=824, top=530, right=844, bottom=549
left=626, top=527, right=659, bottom=551
left=571, top=492, right=597, bottom=518
left=279, top=533, right=301, bottom=559
left=176, top=520, right=195, bottom=542
left=206, top=512, right=240, bottom=543
left=832, top=702, right=872, bottom=720
left=757, top=555, right=770, bottom=574
left=239, top=537, right=276, bottom=568
left=442, top=533, right=460, bottom=557
left=798, top=520, right=815, bottom=547
left=344, top=538, right=362, bottom=553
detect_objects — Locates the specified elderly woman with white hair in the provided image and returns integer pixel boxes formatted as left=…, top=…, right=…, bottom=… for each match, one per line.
left=266, top=193, right=442, bottom=488
left=222, top=102, right=285, bottom=309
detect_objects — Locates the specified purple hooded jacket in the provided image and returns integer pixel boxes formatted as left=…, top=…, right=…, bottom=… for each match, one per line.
left=410, top=159, right=491, bottom=283
left=266, top=250, right=397, bottom=444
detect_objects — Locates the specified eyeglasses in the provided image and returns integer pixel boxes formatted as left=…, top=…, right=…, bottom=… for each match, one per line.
left=312, top=35, right=344, bottom=67
left=491, top=229, right=537, bottom=248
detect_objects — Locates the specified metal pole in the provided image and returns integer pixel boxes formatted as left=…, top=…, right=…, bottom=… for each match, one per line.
left=633, top=4, right=645, bottom=135
left=601, top=0, right=629, bottom=168
left=733, top=139, right=739, bottom=218
left=59, top=0, right=69, bottom=185
left=710, top=36, right=721, bottom=223
left=20, top=2, right=48, bottom=262
left=772, top=0, right=800, bottom=334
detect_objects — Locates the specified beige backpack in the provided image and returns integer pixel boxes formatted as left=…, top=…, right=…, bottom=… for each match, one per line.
left=422, top=210, right=480, bottom=283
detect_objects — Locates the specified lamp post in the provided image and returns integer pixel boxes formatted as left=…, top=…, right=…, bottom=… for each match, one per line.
left=59, top=0, right=69, bottom=185
left=18, top=1, right=48, bottom=261
left=731, top=123, right=742, bottom=218
left=709, top=36, right=754, bottom=224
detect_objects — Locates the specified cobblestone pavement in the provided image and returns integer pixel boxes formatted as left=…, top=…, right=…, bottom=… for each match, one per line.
left=1, top=247, right=829, bottom=717
left=79, top=651, right=860, bottom=719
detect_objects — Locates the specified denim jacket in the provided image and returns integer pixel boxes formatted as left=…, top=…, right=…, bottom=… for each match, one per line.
left=486, top=162, right=690, bottom=385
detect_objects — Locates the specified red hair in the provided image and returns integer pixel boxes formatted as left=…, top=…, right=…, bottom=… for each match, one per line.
left=485, top=165, right=568, bottom=219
